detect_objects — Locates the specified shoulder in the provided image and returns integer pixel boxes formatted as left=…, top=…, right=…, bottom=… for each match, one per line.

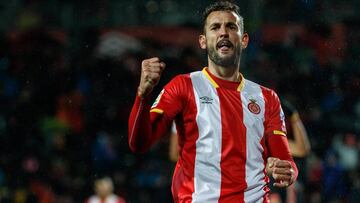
left=244, top=79, right=280, bottom=102
left=164, top=73, right=193, bottom=92
left=244, top=79, right=271, bottom=92
left=168, top=73, right=192, bottom=84
left=164, top=69, right=207, bottom=94
left=169, top=69, right=205, bottom=84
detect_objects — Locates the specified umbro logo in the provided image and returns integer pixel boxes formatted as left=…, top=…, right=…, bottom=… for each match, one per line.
left=200, top=96, right=213, bottom=104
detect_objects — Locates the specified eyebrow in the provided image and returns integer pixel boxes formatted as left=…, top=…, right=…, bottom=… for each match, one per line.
left=208, top=22, right=238, bottom=28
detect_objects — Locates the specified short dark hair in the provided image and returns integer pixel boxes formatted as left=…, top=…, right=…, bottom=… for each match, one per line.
left=202, top=1, right=244, bottom=33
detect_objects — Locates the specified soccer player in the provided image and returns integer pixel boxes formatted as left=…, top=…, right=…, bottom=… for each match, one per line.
left=128, top=1, right=298, bottom=202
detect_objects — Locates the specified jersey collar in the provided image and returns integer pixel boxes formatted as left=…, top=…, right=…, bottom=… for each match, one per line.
left=202, top=67, right=245, bottom=92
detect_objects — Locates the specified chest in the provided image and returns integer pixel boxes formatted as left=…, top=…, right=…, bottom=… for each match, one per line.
left=192, top=87, right=265, bottom=128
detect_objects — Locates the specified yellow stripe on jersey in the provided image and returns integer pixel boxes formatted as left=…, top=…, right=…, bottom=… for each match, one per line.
left=202, top=68, right=219, bottom=88
left=150, top=108, right=164, bottom=114
left=273, top=130, right=286, bottom=137
left=237, top=73, right=245, bottom=92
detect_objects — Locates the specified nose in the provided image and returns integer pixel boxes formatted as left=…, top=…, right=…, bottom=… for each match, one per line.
left=219, top=25, right=229, bottom=38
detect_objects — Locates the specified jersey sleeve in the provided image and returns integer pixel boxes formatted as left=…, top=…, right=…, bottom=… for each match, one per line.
left=264, top=90, right=298, bottom=180
left=128, top=75, right=188, bottom=152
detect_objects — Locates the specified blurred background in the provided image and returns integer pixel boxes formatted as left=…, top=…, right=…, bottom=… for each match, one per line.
left=0, top=0, right=359, bottom=202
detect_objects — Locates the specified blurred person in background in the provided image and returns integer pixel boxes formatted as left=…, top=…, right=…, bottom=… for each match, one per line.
left=128, top=1, right=298, bottom=202
left=85, top=177, right=125, bottom=203
left=168, top=123, right=179, bottom=163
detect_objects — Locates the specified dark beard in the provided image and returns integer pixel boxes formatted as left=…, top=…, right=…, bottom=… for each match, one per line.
left=207, top=45, right=241, bottom=67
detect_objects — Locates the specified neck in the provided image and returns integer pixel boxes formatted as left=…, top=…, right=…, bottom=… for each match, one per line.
left=207, top=60, right=241, bottom=82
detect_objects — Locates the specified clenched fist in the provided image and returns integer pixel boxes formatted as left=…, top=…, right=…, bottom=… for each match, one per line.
left=137, top=57, right=166, bottom=98
left=266, top=157, right=295, bottom=187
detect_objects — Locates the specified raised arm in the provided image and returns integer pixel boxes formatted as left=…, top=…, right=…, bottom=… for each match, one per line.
left=128, top=95, right=172, bottom=153
left=128, top=57, right=168, bottom=152
left=128, top=58, right=186, bottom=153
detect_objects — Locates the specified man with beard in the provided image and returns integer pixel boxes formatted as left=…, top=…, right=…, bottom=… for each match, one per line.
left=128, top=1, right=298, bottom=202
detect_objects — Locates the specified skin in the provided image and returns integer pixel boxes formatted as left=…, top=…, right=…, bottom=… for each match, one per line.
left=138, top=10, right=295, bottom=188
left=95, top=178, right=114, bottom=199
left=137, top=57, right=165, bottom=97
left=198, top=11, right=248, bottom=82
left=288, top=112, right=311, bottom=157
left=169, top=129, right=179, bottom=162
left=266, top=157, right=295, bottom=187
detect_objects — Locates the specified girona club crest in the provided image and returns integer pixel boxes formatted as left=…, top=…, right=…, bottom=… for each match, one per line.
left=248, top=99, right=261, bottom=114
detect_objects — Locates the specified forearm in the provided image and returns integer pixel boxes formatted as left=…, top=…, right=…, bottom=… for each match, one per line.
left=128, top=95, right=172, bottom=153
left=128, top=95, right=152, bottom=152
left=267, top=134, right=298, bottom=182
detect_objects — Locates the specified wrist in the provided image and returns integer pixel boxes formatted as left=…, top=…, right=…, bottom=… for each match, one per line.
left=137, top=86, right=147, bottom=98
left=137, top=86, right=153, bottom=98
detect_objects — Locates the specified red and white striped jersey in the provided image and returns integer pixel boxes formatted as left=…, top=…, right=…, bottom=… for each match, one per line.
left=129, top=67, right=297, bottom=203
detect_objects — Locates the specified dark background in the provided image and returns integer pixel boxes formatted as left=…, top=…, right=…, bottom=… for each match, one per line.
left=0, top=0, right=359, bottom=202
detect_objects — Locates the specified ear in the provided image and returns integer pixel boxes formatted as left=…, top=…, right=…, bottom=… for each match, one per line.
left=199, top=34, right=207, bottom=50
left=241, top=33, right=249, bottom=49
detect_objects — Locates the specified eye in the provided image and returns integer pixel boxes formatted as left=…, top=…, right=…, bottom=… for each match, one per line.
left=209, top=24, right=220, bottom=31
left=229, top=25, right=237, bottom=30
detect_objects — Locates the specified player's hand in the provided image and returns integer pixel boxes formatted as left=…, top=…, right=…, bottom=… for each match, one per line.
left=266, top=157, right=279, bottom=176
left=267, top=157, right=295, bottom=188
left=138, top=57, right=166, bottom=97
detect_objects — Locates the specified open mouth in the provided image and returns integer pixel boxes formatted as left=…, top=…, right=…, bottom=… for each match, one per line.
left=216, top=39, right=233, bottom=50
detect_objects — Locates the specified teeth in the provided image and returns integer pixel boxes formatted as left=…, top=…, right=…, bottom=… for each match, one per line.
left=217, top=40, right=232, bottom=48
